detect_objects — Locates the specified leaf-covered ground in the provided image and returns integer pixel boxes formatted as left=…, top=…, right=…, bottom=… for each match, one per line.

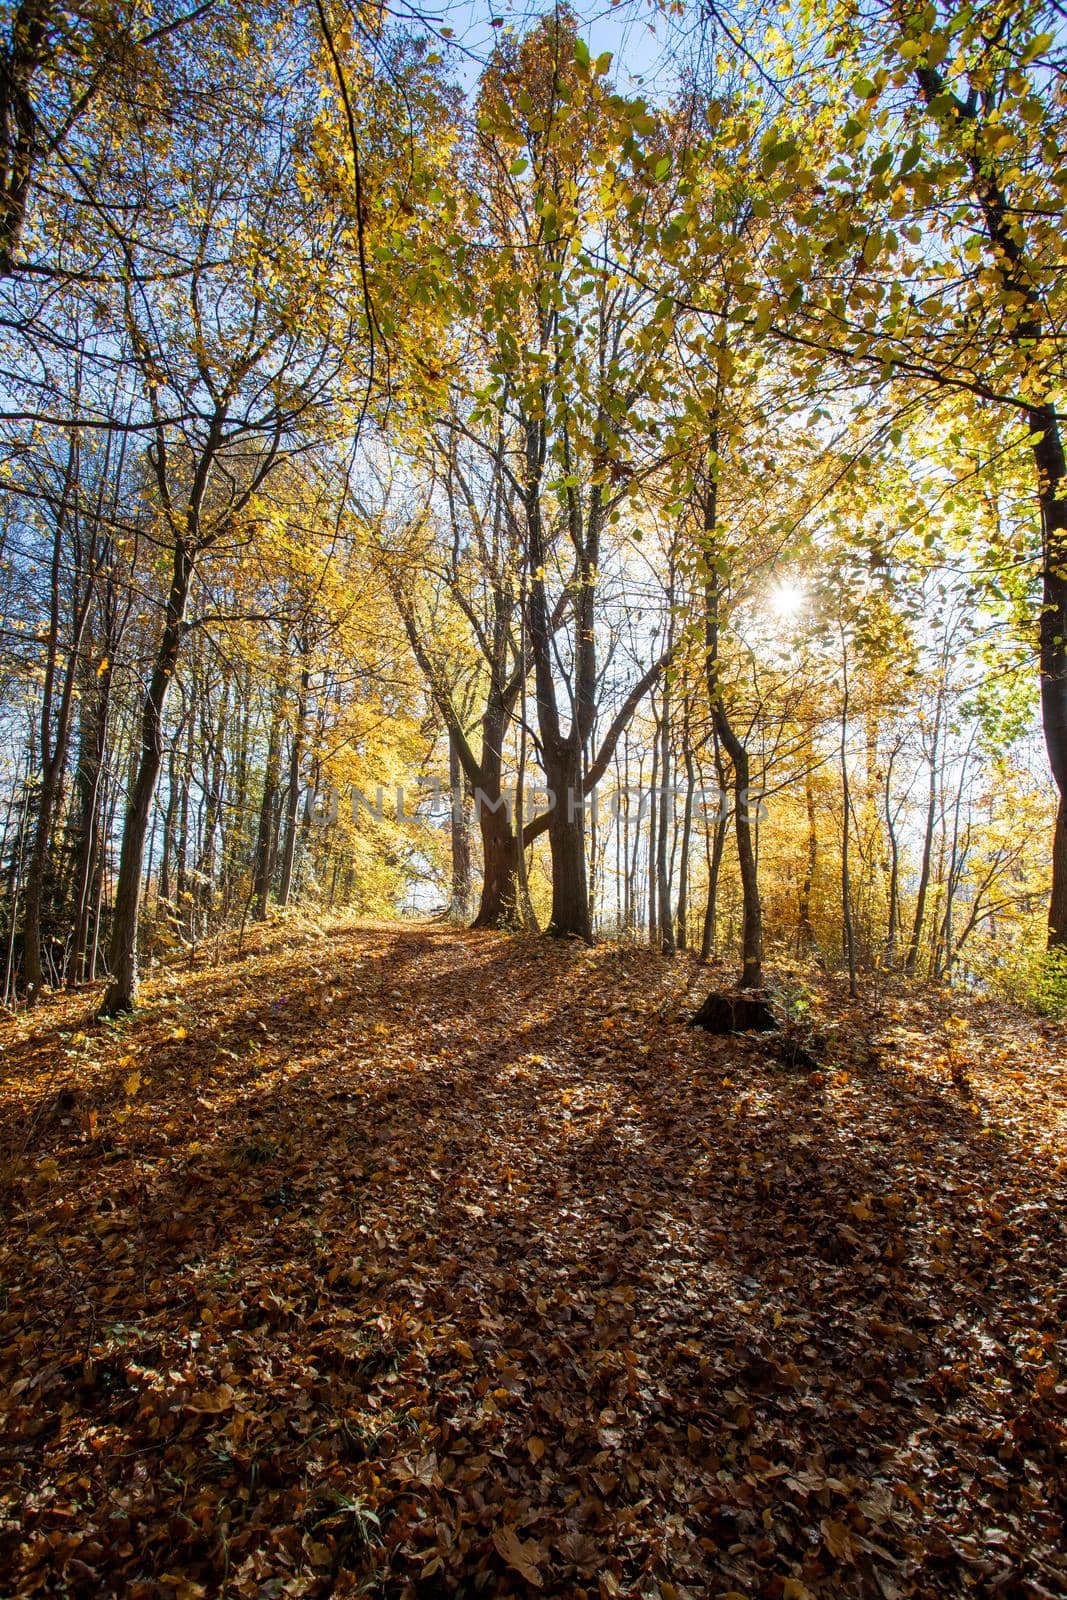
left=1, top=920, right=1065, bottom=1600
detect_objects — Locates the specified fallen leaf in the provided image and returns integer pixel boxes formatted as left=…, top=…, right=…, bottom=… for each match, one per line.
left=493, top=1525, right=544, bottom=1587
left=187, top=1384, right=235, bottom=1414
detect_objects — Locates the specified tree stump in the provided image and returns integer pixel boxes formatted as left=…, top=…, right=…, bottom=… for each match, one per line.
left=688, top=990, right=778, bottom=1034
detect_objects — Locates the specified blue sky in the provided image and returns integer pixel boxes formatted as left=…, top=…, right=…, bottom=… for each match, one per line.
left=416, top=0, right=689, bottom=97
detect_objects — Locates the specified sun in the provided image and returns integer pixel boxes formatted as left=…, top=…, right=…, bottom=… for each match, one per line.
left=769, top=578, right=806, bottom=620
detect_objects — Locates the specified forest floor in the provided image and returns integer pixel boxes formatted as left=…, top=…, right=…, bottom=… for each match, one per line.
left=1, top=919, right=1065, bottom=1600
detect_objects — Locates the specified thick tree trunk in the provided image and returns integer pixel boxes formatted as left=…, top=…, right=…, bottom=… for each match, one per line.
left=0, top=0, right=50, bottom=273
left=724, top=732, right=762, bottom=989
left=1033, top=406, right=1067, bottom=948
left=912, top=68, right=1067, bottom=949
left=470, top=686, right=524, bottom=928
left=522, top=422, right=596, bottom=943
left=545, top=743, right=592, bottom=941
left=472, top=799, right=520, bottom=927
left=100, top=542, right=194, bottom=1015
left=1051, top=796, right=1067, bottom=951
left=699, top=740, right=728, bottom=963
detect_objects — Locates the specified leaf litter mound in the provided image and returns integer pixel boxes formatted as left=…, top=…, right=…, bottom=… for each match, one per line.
left=1, top=920, right=1065, bottom=1599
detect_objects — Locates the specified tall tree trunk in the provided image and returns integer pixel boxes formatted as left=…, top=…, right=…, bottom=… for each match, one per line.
left=222, top=664, right=252, bottom=921
left=676, top=739, right=695, bottom=951
left=277, top=645, right=309, bottom=909
left=727, top=734, right=763, bottom=989
left=647, top=714, right=659, bottom=943
left=905, top=696, right=941, bottom=977
left=702, top=443, right=762, bottom=990
left=448, top=728, right=473, bottom=920
left=157, top=743, right=179, bottom=907
left=1051, top=797, right=1067, bottom=949
left=798, top=761, right=817, bottom=953
left=0, top=0, right=50, bottom=273
left=196, top=675, right=229, bottom=930
left=23, top=437, right=92, bottom=1002
left=474, top=799, right=521, bottom=927
left=3, top=747, right=30, bottom=1006
left=543, top=740, right=591, bottom=941
left=252, top=686, right=284, bottom=922
left=884, top=751, right=901, bottom=967
left=174, top=710, right=193, bottom=919
left=522, top=419, right=596, bottom=942
left=67, top=663, right=110, bottom=985
left=914, top=66, right=1067, bottom=950
left=1033, top=407, right=1067, bottom=947
left=657, top=676, right=675, bottom=955
left=470, top=686, right=523, bottom=928
left=840, top=645, right=858, bottom=999
left=100, top=540, right=195, bottom=1015
left=699, top=742, right=729, bottom=963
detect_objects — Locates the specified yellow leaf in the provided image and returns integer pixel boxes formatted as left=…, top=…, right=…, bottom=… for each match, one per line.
left=527, top=1435, right=546, bottom=1462
left=171, top=1026, right=187, bottom=1041
left=124, top=1070, right=142, bottom=1097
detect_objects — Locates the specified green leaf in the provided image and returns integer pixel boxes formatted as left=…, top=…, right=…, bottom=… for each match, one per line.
left=762, top=137, right=797, bottom=172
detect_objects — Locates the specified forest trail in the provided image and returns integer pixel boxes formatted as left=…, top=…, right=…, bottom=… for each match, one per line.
left=1, top=921, right=1065, bottom=1599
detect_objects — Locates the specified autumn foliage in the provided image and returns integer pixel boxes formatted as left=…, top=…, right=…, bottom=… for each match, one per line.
left=2, top=922, right=1065, bottom=1597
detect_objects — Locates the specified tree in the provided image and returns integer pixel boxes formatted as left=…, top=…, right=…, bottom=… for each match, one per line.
left=749, top=0, right=1067, bottom=943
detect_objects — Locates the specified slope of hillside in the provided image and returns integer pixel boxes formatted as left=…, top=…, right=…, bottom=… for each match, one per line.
left=1, top=921, right=1065, bottom=1598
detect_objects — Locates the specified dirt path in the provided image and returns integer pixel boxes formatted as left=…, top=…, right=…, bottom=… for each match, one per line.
left=1, top=921, right=1065, bottom=1597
